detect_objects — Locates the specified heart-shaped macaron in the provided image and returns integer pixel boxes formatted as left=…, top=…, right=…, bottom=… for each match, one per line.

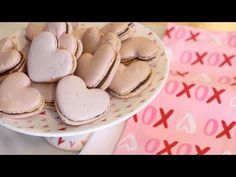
left=31, top=82, right=57, bottom=107
left=99, top=32, right=121, bottom=51
left=27, top=31, right=77, bottom=82
left=25, top=23, right=47, bottom=41
left=55, top=75, right=110, bottom=126
left=108, top=61, right=153, bottom=98
left=100, top=22, right=134, bottom=41
left=46, top=22, right=72, bottom=38
left=72, top=27, right=90, bottom=40
left=120, top=37, right=159, bottom=63
left=25, top=22, right=72, bottom=41
left=0, top=72, right=45, bottom=118
left=75, top=43, right=120, bottom=89
left=59, top=33, right=83, bottom=59
left=82, top=27, right=103, bottom=54
left=0, top=38, right=25, bottom=81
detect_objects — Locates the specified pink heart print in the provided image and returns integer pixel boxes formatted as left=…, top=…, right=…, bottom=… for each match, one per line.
left=114, top=23, right=236, bottom=155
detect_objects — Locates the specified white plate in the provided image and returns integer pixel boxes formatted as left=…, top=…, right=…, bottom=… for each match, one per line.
left=0, top=22, right=169, bottom=137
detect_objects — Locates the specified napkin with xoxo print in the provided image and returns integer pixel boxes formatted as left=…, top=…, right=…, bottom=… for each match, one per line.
left=114, top=23, right=236, bottom=155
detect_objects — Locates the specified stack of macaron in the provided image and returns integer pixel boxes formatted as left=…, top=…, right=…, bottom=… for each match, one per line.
left=0, top=22, right=159, bottom=126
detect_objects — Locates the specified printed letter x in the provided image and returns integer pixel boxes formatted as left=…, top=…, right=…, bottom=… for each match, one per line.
left=164, top=27, right=175, bottom=39
left=176, top=82, right=196, bottom=98
left=216, top=121, right=236, bottom=139
left=153, top=108, right=174, bottom=128
left=186, top=30, right=200, bottom=42
left=156, top=140, right=179, bottom=155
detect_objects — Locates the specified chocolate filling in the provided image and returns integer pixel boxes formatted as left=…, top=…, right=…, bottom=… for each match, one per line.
left=0, top=100, right=44, bottom=115
left=130, top=73, right=151, bottom=93
left=0, top=52, right=24, bottom=77
left=118, top=23, right=134, bottom=38
left=25, top=35, right=32, bottom=42
left=96, top=54, right=117, bottom=88
left=66, top=23, right=70, bottom=33
left=57, top=104, right=108, bottom=124
left=110, top=73, right=151, bottom=96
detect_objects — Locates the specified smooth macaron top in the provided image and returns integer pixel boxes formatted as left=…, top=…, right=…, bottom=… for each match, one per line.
left=120, top=37, right=158, bottom=62
left=109, top=61, right=152, bottom=95
left=0, top=72, right=43, bottom=114
left=27, top=31, right=76, bottom=82
left=25, top=23, right=47, bottom=41
left=59, top=33, right=83, bottom=59
left=0, top=38, right=22, bottom=73
left=76, top=43, right=117, bottom=88
left=31, top=82, right=57, bottom=103
left=82, top=27, right=103, bottom=54
left=100, top=22, right=134, bottom=41
left=56, top=75, right=110, bottom=122
left=100, top=32, right=121, bottom=51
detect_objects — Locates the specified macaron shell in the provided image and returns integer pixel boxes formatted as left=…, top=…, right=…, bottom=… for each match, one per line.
left=75, top=40, right=83, bottom=59
left=56, top=75, right=110, bottom=125
left=75, top=44, right=116, bottom=88
left=46, top=22, right=67, bottom=38
left=100, top=22, right=131, bottom=35
left=0, top=56, right=26, bottom=83
left=27, top=32, right=77, bottom=82
left=108, top=61, right=152, bottom=98
left=0, top=49, right=22, bottom=73
left=72, top=27, right=89, bottom=40
left=31, top=82, right=57, bottom=104
left=82, top=27, right=103, bottom=54
left=110, top=73, right=153, bottom=99
left=71, top=22, right=84, bottom=30
left=0, top=99, right=45, bottom=119
left=109, top=72, right=153, bottom=99
left=0, top=38, right=14, bottom=51
left=59, top=34, right=78, bottom=55
left=0, top=72, right=44, bottom=115
left=120, top=37, right=159, bottom=62
left=100, top=22, right=134, bottom=41
left=25, top=23, right=47, bottom=41
left=100, top=32, right=121, bottom=51
left=98, top=52, right=121, bottom=90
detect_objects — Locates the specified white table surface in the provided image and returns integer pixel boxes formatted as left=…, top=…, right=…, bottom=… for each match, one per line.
left=0, top=23, right=164, bottom=154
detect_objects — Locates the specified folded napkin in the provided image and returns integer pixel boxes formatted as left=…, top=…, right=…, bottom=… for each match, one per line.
left=114, top=23, right=236, bottom=155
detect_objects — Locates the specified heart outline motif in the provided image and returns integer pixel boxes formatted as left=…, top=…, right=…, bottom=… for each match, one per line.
left=117, top=134, right=138, bottom=151
left=193, top=73, right=212, bottom=83
left=176, top=113, right=197, bottom=134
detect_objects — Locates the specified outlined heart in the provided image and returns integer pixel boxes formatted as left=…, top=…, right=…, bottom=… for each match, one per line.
left=27, top=32, right=76, bottom=82
left=193, top=73, right=211, bottom=83
left=176, top=113, right=196, bottom=134
left=117, top=134, right=138, bottom=151
left=229, top=96, right=236, bottom=108
left=222, top=150, right=232, bottom=155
